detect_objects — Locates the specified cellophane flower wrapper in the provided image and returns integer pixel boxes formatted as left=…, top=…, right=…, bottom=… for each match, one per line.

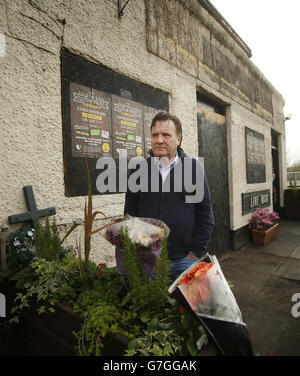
left=101, top=216, right=169, bottom=278
left=168, top=253, right=254, bottom=356
left=176, top=258, right=243, bottom=323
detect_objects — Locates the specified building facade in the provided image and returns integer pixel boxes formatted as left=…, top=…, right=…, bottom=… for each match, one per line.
left=0, top=0, right=287, bottom=265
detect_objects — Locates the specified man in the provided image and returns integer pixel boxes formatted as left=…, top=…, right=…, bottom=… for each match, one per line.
left=124, top=111, right=214, bottom=281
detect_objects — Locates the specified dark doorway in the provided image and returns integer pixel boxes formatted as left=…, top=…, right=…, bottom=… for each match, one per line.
left=271, top=131, right=280, bottom=213
left=197, top=92, right=231, bottom=257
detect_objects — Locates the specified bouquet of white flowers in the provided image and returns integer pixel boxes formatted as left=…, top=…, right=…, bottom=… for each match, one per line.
left=98, top=216, right=169, bottom=278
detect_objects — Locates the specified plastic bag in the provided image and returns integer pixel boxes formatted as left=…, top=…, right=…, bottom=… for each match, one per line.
left=100, top=216, right=169, bottom=278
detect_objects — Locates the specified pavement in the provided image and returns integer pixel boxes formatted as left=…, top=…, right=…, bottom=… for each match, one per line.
left=218, top=219, right=300, bottom=356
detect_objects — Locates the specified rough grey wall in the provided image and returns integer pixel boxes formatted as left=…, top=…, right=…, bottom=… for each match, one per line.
left=145, top=0, right=282, bottom=123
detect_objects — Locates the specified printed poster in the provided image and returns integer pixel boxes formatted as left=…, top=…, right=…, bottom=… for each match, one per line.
left=70, top=82, right=112, bottom=158
left=112, top=95, right=143, bottom=159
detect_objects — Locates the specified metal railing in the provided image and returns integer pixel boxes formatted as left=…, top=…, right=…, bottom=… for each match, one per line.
left=287, top=171, right=300, bottom=187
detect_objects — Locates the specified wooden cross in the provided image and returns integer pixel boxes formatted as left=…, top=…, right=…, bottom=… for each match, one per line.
left=8, top=186, right=56, bottom=227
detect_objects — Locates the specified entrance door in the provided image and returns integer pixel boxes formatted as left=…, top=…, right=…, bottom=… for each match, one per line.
left=271, top=131, right=280, bottom=213
left=197, top=93, right=231, bottom=256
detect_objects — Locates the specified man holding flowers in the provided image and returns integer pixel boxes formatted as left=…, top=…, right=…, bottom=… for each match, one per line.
left=124, top=112, right=214, bottom=281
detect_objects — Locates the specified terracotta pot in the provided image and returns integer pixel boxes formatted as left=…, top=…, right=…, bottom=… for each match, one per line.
left=252, top=223, right=279, bottom=246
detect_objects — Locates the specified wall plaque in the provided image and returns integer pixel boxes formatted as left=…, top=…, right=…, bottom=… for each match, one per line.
left=245, top=127, right=266, bottom=184
left=242, top=189, right=271, bottom=215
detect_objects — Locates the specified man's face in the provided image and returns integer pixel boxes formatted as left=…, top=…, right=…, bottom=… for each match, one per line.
left=151, top=119, right=181, bottom=162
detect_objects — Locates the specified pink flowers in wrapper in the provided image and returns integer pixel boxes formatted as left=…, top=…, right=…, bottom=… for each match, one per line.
left=100, top=216, right=169, bottom=278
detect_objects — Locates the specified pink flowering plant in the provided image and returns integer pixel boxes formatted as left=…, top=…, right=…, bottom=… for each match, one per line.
left=249, top=208, right=280, bottom=231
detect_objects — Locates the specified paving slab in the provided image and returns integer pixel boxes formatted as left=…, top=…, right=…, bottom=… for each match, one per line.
left=258, top=241, right=296, bottom=258
left=290, top=245, right=300, bottom=260
left=258, top=275, right=300, bottom=315
left=274, top=258, right=300, bottom=281
left=242, top=300, right=300, bottom=356
left=221, top=250, right=285, bottom=275
left=220, top=264, right=270, bottom=296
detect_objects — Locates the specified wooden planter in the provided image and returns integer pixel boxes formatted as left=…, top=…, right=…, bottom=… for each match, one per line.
left=252, top=223, right=279, bottom=246
left=0, top=279, right=129, bottom=356
left=0, top=279, right=220, bottom=356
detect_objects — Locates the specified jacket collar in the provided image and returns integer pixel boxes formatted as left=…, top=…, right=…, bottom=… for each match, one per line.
left=147, top=147, right=187, bottom=159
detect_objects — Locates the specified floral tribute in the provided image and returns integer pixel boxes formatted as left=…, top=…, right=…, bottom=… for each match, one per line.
left=249, top=208, right=279, bottom=231
left=169, top=254, right=254, bottom=355
left=96, top=216, right=169, bottom=278
left=8, top=227, right=35, bottom=266
left=104, top=216, right=168, bottom=250
left=171, top=255, right=244, bottom=323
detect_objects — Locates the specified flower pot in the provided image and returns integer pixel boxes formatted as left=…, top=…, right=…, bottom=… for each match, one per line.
left=284, top=189, right=300, bottom=220
left=252, top=223, right=279, bottom=246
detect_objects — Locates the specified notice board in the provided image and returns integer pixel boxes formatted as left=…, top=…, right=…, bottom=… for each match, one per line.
left=61, top=51, right=168, bottom=197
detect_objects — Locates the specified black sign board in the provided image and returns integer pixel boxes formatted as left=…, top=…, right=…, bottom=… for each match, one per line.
left=242, top=190, right=271, bottom=215
left=61, top=51, right=168, bottom=197
left=245, top=127, right=266, bottom=184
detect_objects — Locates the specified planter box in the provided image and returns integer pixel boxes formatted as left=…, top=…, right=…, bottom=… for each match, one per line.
left=252, top=223, right=279, bottom=246
left=284, top=189, right=300, bottom=220
left=0, top=279, right=220, bottom=356
left=0, top=279, right=129, bottom=356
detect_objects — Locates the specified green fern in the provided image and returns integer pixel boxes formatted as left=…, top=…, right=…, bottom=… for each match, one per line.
left=34, top=216, right=61, bottom=261
left=120, top=226, right=171, bottom=313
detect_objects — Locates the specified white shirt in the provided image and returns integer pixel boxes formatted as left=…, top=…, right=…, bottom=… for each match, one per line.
left=154, top=153, right=179, bottom=183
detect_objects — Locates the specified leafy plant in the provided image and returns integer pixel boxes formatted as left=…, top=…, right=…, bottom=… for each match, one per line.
left=75, top=304, right=134, bottom=356
left=60, top=156, right=106, bottom=272
left=289, top=179, right=300, bottom=191
left=34, top=216, right=63, bottom=261
left=71, top=228, right=178, bottom=356
left=8, top=255, right=78, bottom=323
left=120, top=226, right=171, bottom=313
left=125, top=318, right=184, bottom=356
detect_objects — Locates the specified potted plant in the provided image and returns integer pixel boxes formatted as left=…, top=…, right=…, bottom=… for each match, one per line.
left=284, top=184, right=300, bottom=220
left=249, top=208, right=280, bottom=246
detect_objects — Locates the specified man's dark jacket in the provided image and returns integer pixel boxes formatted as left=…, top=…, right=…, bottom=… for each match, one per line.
left=124, top=148, right=214, bottom=260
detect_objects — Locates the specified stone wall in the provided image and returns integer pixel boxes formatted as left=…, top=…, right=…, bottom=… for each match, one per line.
left=145, top=0, right=279, bottom=123
left=0, top=0, right=286, bottom=263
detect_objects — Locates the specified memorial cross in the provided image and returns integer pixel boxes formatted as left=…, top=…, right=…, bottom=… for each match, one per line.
left=8, top=186, right=56, bottom=227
